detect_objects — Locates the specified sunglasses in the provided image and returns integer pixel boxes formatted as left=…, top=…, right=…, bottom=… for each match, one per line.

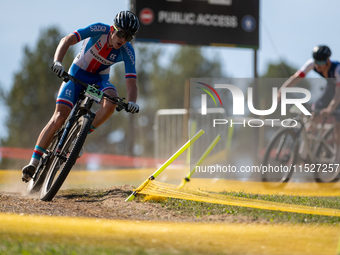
left=314, top=60, right=327, bottom=66
left=113, top=24, right=133, bottom=42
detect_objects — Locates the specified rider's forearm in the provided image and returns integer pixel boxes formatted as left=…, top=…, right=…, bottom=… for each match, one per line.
left=328, top=87, right=340, bottom=111
left=328, top=100, right=337, bottom=112
left=279, top=75, right=301, bottom=93
left=54, top=34, right=77, bottom=63
left=126, top=79, right=137, bottom=103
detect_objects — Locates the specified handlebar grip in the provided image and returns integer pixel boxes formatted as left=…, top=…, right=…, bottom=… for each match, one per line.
left=62, top=71, right=69, bottom=77
left=116, top=104, right=125, bottom=112
left=61, top=71, right=70, bottom=82
left=115, top=104, right=139, bottom=113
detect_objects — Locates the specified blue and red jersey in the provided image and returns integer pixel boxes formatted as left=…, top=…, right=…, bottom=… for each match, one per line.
left=296, top=59, right=340, bottom=86
left=72, top=22, right=137, bottom=79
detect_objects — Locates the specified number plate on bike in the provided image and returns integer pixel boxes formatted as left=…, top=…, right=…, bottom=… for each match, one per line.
left=85, top=85, right=103, bottom=103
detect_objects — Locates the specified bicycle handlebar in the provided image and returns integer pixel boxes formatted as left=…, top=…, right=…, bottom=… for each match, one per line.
left=60, top=72, right=137, bottom=113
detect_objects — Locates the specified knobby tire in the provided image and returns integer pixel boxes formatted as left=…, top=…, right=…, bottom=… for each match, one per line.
left=261, top=128, right=298, bottom=186
left=314, top=126, right=340, bottom=183
left=39, top=115, right=92, bottom=201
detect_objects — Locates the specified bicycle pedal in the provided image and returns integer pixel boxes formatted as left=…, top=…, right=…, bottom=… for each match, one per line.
left=22, top=174, right=31, bottom=183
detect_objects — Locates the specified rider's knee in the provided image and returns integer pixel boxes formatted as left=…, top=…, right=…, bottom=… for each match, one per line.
left=49, top=107, right=70, bottom=129
left=106, top=102, right=117, bottom=113
left=50, top=114, right=66, bottom=129
left=102, top=92, right=118, bottom=114
left=335, top=122, right=340, bottom=132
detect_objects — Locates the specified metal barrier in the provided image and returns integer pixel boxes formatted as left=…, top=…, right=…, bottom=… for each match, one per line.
left=154, top=108, right=227, bottom=167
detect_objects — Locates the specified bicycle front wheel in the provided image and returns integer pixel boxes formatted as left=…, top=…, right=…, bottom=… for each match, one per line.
left=314, top=126, right=340, bottom=183
left=39, top=115, right=92, bottom=201
left=261, top=128, right=298, bottom=184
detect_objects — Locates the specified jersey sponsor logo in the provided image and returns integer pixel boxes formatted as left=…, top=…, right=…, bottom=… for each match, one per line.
left=95, top=41, right=102, bottom=51
left=109, top=54, right=117, bottom=61
left=90, top=25, right=107, bottom=32
left=123, top=44, right=135, bottom=65
left=89, top=49, right=112, bottom=65
left=66, top=89, right=72, bottom=97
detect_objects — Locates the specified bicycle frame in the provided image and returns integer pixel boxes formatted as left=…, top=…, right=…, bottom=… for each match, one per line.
left=261, top=107, right=338, bottom=184
left=292, top=114, right=333, bottom=163
left=30, top=90, right=97, bottom=184
left=55, top=93, right=96, bottom=157
left=54, top=72, right=124, bottom=158
left=28, top=72, right=133, bottom=200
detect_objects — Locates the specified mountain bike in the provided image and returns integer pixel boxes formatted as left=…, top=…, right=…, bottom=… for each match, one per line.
left=261, top=107, right=339, bottom=185
left=25, top=72, right=135, bottom=201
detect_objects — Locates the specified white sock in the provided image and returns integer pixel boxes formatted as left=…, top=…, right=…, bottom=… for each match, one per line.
left=29, top=158, right=40, bottom=168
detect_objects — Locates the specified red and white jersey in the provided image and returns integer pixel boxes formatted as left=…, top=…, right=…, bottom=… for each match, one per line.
left=72, top=23, right=136, bottom=79
left=297, top=59, right=340, bottom=86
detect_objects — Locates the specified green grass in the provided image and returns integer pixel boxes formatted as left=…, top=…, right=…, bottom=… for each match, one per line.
left=145, top=191, right=340, bottom=224
left=60, top=187, right=340, bottom=225
left=2, top=188, right=340, bottom=254
left=0, top=237, right=199, bottom=255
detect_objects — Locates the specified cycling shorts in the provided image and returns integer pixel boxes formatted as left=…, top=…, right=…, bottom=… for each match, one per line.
left=313, top=82, right=340, bottom=121
left=56, top=64, right=117, bottom=109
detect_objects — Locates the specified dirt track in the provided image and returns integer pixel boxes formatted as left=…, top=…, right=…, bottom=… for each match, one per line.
left=0, top=185, right=264, bottom=223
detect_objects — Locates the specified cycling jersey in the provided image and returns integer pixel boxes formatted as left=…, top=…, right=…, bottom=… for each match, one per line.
left=296, top=59, right=340, bottom=121
left=297, top=59, right=340, bottom=85
left=57, top=22, right=137, bottom=109
left=73, top=22, right=137, bottom=78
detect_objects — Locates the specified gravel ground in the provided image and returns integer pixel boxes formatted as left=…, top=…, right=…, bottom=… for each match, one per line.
left=0, top=185, right=264, bottom=223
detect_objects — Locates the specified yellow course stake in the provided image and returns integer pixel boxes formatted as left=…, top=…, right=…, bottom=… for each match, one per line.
left=125, top=129, right=205, bottom=201
left=178, top=134, right=221, bottom=189
left=226, top=125, right=233, bottom=153
left=186, top=121, right=197, bottom=165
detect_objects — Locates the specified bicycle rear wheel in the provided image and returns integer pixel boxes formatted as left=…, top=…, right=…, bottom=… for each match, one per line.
left=314, top=126, right=340, bottom=183
left=39, top=115, right=92, bottom=201
left=261, top=128, right=298, bottom=185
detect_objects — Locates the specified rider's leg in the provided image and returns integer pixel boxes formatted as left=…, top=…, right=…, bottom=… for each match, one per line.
left=307, top=114, right=323, bottom=133
left=22, top=104, right=71, bottom=181
left=335, top=121, right=340, bottom=162
left=333, top=104, right=340, bottom=162
left=91, top=88, right=118, bottom=129
left=334, top=122, right=340, bottom=144
left=79, top=88, right=117, bottom=157
left=88, top=125, right=97, bottom=134
left=36, top=104, right=72, bottom=151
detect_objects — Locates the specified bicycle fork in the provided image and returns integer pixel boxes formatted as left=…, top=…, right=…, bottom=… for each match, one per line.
left=55, top=105, right=80, bottom=158
left=54, top=99, right=95, bottom=159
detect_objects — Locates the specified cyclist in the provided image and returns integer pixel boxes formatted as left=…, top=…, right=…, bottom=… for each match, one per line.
left=278, top=45, right=340, bottom=160
left=22, top=10, right=140, bottom=182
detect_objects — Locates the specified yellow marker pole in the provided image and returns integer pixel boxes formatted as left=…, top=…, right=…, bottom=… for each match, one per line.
left=125, top=129, right=205, bottom=201
left=186, top=121, right=197, bottom=165
left=178, top=134, right=221, bottom=189
left=226, top=125, right=234, bottom=153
